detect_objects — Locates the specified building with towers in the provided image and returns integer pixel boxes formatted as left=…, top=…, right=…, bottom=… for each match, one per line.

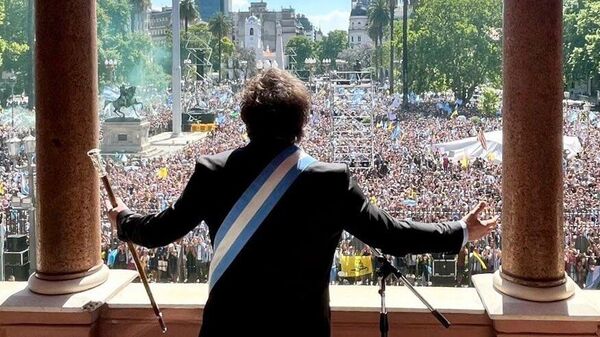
left=232, top=2, right=313, bottom=69
left=348, top=0, right=372, bottom=48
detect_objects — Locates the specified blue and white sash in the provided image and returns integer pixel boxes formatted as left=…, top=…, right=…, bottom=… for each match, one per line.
left=208, top=145, right=316, bottom=291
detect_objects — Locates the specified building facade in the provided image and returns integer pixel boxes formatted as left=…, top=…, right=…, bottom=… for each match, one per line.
left=348, top=1, right=372, bottom=48
left=149, top=6, right=202, bottom=45
left=149, top=7, right=172, bottom=45
left=232, top=2, right=309, bottom=69
left=196, top=0, right=232, bottom=21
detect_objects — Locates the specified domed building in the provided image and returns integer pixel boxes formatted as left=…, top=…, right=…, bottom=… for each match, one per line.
left=348, top=1, right=372, bottom=48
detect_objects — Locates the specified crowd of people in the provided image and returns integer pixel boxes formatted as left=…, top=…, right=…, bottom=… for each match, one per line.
left=1, top=77, right=599, bottom=288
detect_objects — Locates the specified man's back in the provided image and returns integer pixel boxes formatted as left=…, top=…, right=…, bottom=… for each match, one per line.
left=109, top=69, right=495, bottom=337
left=195, top=140, right=348, bottom=336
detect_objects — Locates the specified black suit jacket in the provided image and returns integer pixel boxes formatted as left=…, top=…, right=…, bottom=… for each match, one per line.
left=117, top=139, right=464, bottom=337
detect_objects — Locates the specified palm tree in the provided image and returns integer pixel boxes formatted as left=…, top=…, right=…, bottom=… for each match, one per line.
left=368, top=23, right=379, bottom=80
left=209, top=13, right=232, bottom=82
left=130, top=0, right=151, bottom=33
left=368, top=0, right=389, bottom=83
left=180, top=0, right=199, bottom=34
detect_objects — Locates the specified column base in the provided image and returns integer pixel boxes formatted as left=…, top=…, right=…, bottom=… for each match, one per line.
left=28, top=264, right=110, bottom=295
left=492, top=269, right=576, bottom=302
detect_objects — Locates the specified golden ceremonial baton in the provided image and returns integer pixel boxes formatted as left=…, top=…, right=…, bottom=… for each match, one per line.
left=88, top=149, right=168, bottom=334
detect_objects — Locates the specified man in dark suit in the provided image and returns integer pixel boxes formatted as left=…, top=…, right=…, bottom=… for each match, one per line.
left=107, top=69, right=496, bottom=337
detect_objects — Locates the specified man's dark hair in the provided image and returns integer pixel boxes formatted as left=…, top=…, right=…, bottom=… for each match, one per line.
left=240, top=68, right=310, bottom=143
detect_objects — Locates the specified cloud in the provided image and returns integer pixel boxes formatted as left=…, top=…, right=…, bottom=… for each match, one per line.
left=232, top=0, right=250, bottom=11
left=308, top=9, right=349, bottom=35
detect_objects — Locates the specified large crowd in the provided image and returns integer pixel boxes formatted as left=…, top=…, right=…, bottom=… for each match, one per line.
left=1, top=79, right=599, bottom=289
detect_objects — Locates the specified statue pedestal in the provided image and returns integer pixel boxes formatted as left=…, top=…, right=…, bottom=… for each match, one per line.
left=101, top=118, right=150, bottom=153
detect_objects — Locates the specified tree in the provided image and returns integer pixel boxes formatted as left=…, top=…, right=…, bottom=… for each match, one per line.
left=388, top=0, right=396, bottom=94
left=209, top=36, right=234, bottom=66
left=478, top=87, right=501, bottom=117
left=368, top=0, right=389, bottom=81
left=208, top=13, right=232, bottom=82
left=564, top=0, right=600, bottom=92
left=318, top=30, right=348, bottom=67
left=404, top=0, right=502, bottom=100
left=236, top=46, right=257, bottom=79
left=0, top=0, right=30, bottom=104
left=338, top=43, right=374, bottom=69
left=129, top=0, right=150, bottom=33
left=97, top=0, right=168, bottom=87
left=180, top=0, right=199, bottom=34
left=98, top=0, right=131, bottom=37
left=286, top=36, right=314, bottom=69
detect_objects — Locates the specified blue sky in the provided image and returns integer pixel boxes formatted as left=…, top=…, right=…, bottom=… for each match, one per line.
left=152, top=0, right=350, bottom=34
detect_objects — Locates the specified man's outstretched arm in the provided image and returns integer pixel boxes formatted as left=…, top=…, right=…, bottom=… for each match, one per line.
left=339, top=168, right=496, bottom=256
left=107, top=161, right=212, bottom=248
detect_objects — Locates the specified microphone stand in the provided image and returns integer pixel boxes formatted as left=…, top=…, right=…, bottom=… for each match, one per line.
left=372, top=248, right=450, bottom=337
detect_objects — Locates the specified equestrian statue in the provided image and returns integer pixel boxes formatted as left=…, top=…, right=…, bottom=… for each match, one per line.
left=104, top=85, right=143, bottom=119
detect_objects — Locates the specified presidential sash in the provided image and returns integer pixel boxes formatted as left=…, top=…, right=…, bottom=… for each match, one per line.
left=208, top=145, right=316, bottom=291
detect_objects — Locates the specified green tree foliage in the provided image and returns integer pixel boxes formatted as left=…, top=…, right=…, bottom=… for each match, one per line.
left=208, top=12, right=232, bottom=82
left=404, top=0, right=502, bottom=100
left=180, top=0, right=199, bottom=34
left=115, top=33, right=168, bottom=86
left=209, top=36, right=234, bottom=68
left=236, top=46, right=257, bottom=79
left=368, top=0, right=389, bottom=80
left=317, top=30, right=348, bottom=66
left=564, top=0, right=600, bottom=89
left=97, top=0, right=167, bottom=87
left=338, top=43, right=374, bottom=69
left=478, top=87, right=501, bottom=117
left=130, top=0, right=150, bottom=33
left=286, top=35, right=314, bottom=69
left=0, top=0, right=31, bottom=102
left=98, top=0, right=130, bottom=37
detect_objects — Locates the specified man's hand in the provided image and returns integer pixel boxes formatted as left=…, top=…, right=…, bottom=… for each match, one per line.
left=462, top=201, right=498, bottom=241
left=105, top=198, right=129, bottom=233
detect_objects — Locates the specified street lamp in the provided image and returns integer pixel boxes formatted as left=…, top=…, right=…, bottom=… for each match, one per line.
left=239, top=60, right=248, bottom=81
left=7, top=135, right=37, bottom=277
left=183, top=58, right=193, bottom=80
left=584, top=102, right=593, bottom=126
left=2, top=71, right=18, bottom=128
left=322, top=58, right=331, bottom=74
left=305, top=58, right=317, bottom=91
left=7, top=136, right=21, bottom=159
left=104, top=59, right=117, bottom=83
left=23, top=135, right=35, bottom=155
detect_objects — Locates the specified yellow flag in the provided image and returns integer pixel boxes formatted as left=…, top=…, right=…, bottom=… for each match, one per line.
left=340, top=256, right=373, bottom=277
left=460, top=155, right=469, bottom=169
left=486, top=152, right=496, bottom=162
left=157, top=167, right=168, bottom=179
left=370, top=196, right=377, bottom=205
left=0, top=182, right=4, bottom=196
left=473, top=251, right=487, bottom=270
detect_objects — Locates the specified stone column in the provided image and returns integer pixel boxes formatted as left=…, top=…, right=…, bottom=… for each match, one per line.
left=494, top=0, right=575, bottom=301
left=29, top=0, right=109, bottom=294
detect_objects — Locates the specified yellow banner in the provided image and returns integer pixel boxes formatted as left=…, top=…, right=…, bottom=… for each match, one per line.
left=157, top=167, right=168, bottom=179
left=473, top=251, right=487, bottom=270
left=340, top=256, right=373, bottom=277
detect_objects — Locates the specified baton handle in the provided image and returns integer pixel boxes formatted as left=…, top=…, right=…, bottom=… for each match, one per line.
left=101, top=175, right=168, bottom=334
